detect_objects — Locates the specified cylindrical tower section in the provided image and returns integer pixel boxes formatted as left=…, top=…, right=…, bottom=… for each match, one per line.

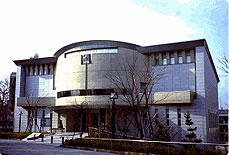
left=55, top=41, right=147, bottom=107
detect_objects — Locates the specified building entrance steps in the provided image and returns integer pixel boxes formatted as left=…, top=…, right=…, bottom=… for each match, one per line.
left=22, top=132, right=88, bottom=146
left=22, top=132, right=42, bottom=140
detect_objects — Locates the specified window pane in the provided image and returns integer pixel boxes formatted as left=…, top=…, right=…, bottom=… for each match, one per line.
left=170, top=58, right=175, bottom=64
left=163, top=58, right=167, bottom=65
left=186, top=55, right=191, bottom=63
left=178, top=57, right=183, bottom=63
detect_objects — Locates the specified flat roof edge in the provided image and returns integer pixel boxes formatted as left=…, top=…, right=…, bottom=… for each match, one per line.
left=140, top=39, right=205, bottom=53
left=13, top=57, right=57, bottom=66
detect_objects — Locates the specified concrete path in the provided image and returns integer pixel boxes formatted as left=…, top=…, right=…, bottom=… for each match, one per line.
left=0, top=139, right=117, bottom=155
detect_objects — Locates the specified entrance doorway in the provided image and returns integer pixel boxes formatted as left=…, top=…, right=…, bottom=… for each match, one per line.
left=66, top=109, right=87, bottom=132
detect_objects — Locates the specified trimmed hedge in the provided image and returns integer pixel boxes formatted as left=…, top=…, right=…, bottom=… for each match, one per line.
left=0, top=132, right=31, bottom=140
left=64, top=138, right=221, bottom=155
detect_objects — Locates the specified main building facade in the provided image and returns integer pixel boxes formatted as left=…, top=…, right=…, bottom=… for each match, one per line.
left=13, top=39, right=219, bottom=143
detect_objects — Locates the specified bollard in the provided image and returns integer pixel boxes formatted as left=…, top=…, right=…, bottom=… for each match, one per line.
left=62, top=137, right=64, bottom=144
left=42, top=135, right=44, bottom=142
left=34, top=134, right=35, bottom=141
left=51, top=136, right=53, bottom=144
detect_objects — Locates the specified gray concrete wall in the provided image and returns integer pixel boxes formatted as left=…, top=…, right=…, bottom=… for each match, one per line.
left=14, top=66, right=55, bottom=132
left=25, top=75, right=55, bottom=97
left=148, top=46, right=218, bottom=142
left=152, top=63, right=195, bottom=92
left=202, top=47, right=219, bottom=143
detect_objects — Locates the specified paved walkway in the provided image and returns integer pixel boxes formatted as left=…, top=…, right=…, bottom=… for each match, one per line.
left=0, top=139, right=117, bottom=155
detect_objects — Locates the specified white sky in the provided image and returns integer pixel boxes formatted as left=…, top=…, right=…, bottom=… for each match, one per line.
left=0, top=0, right=228, bottom=107
left=0, top=0, right=199, bottom=76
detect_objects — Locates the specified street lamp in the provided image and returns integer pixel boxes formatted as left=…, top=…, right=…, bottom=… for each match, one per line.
left=110, top=92, right=118, bottom=139
left=81, top=54, right=92, bottom=90
left=19, top=111, right=23, bottom=133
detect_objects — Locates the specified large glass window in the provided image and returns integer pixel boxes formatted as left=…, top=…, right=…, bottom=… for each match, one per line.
left=57, top=88, right=115, bottom=98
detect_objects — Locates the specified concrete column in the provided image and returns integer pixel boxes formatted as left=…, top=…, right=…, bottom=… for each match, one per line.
left=174, top=51, right=178, bottom=64
left=151, top=53, right=155, bottom=66
left=182, top=50, right=186, bottom=63
left=158, top=53, right=162, bottom=66
left=166, top=52, right=170, bottom=64
left=49, top=64, right=54, bottom=75
left=190, top=49, right=195, bottom=63
left=25, top=66, right=29, bottom=76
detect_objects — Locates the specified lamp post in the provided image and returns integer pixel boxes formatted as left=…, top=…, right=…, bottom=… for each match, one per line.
left=110, top=92, right=118, bottom=139
left=81, top=54, right=92, bottom=90
left=19, top=111, right=23, bottom=133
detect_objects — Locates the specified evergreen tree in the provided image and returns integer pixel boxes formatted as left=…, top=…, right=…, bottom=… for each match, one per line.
left=183, top=111, right=202, bottom=142
left=154, top=119, right=171, bottom=141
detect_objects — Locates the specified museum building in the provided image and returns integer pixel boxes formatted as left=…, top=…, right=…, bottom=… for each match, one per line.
left=13, top=39, right=219, bottom=143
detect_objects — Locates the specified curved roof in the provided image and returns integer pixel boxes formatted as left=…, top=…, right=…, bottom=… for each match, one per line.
left=54, top=40, right=141, bottom=57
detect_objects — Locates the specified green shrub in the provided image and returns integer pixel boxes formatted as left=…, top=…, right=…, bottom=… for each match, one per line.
left=63, top=138, right=221, bottom=155
left=0, top=132, right=31, bottom=140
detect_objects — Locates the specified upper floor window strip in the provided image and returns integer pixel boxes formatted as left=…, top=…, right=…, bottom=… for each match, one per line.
left=152, top=49, right=194, bottom=66
left=65, top=47, right=118, bottom=58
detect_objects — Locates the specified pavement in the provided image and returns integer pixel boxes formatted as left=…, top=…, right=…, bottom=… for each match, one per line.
left=0, top=139, right=117, bottom=155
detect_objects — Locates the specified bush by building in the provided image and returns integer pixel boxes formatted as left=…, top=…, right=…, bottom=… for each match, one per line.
left=63, top=138, right=221, bottom=155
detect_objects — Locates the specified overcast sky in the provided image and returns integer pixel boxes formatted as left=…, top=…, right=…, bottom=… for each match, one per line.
left=0, top=0, right=228, bottom=107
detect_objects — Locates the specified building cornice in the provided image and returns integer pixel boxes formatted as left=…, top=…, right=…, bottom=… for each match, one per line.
left=54, top=40, right=141, bottom=58
left=13, top=57, right=57, bottom=66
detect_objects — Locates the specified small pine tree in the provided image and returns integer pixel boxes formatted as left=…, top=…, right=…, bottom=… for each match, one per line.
left=183, top=111, right=202, bottom=142
left=154, top=119, right=171, bottom=141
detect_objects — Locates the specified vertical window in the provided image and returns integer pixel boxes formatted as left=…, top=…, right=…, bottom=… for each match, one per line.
left=186, top=51, right=191, bottom=63
left=29, top=66, right=33, bottom=76
left=166, top=109, right=169, bottom=126
left=154, top=109, right=158, bottom=119
left=177, top=109, right=181, bottom=126
left=162, top=53, right=167, bottom=65
left=44, top=64, right=48, bottom=75
left=178, top=51, right=183, bottom=64
left=39, top=65, right=43, bottom=75
left=170, top=52, right=175, bottom=64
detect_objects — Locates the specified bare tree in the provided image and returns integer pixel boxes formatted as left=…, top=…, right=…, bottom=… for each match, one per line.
left=218, top=54, right=229, bottom=74
left=24, top=96, right=42, bottom=132
left=104, top=54, right=165, bottom=139
left=68, top=99, right=88, bottom=138
left=0, top=78, right=10, bottom=132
